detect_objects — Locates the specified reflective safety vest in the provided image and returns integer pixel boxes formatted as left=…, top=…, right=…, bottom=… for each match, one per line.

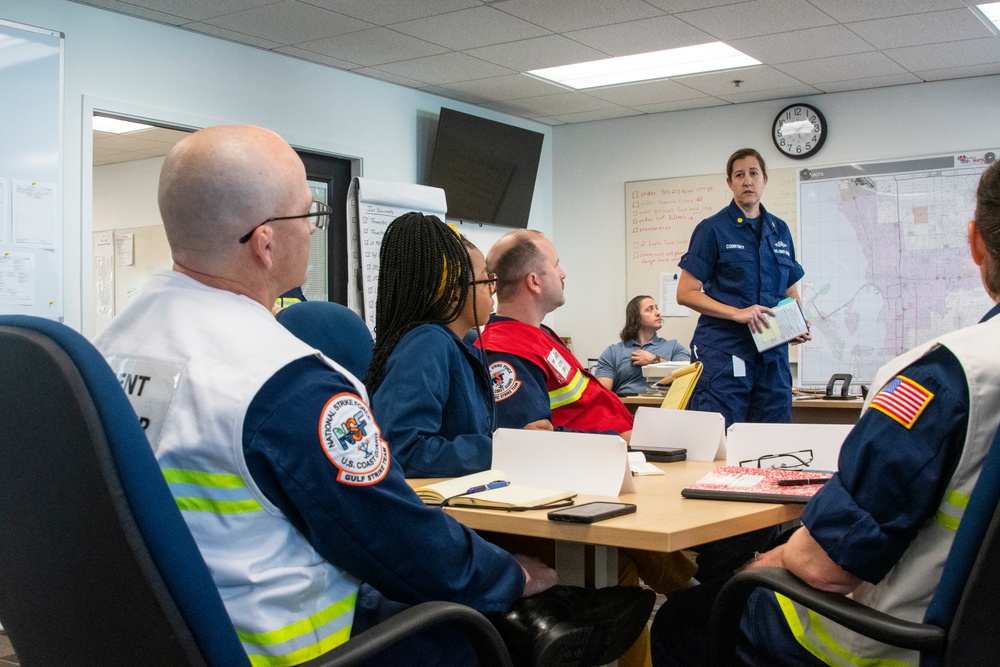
left=777, top=314, right=1000, bottom=666
left=479, top=318, right=634, bottom=433
left=96, top=271, right=364, bottom=666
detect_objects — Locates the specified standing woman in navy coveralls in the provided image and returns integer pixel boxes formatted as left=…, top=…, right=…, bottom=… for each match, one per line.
left=677, top=148, right=811, bottom=427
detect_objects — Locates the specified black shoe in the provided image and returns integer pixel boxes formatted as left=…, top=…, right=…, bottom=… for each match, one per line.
left=490, top=585, right=655, bottom=667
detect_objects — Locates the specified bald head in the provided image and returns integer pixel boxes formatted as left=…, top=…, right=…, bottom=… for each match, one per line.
left=487, top=229, right=546, bottom=301
left=158, top=125, right=308, bottom=263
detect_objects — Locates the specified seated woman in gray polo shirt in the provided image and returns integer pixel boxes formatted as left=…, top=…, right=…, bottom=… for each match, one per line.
left=595, top=295, right=689, bottom=395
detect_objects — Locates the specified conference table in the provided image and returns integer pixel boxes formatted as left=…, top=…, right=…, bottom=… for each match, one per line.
left=410, top=461, right=803, bottom=587
left=621, top=395, right=864, bottom=424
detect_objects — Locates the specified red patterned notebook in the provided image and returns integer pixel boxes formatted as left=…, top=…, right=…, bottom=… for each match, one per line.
left=681, top=466, right=833, bottom=504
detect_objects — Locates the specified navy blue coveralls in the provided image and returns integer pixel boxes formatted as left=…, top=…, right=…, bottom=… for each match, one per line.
left=679, top=199, right=805, bottom=427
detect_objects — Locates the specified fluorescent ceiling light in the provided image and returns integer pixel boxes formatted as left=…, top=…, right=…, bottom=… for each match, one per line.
left=978, top=2, right=1000, bottom=29
left=527, top=42, right=761, bottom=90
left=93, top=116, right=153, bottom=134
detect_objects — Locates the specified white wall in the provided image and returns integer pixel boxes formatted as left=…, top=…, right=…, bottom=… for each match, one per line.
left=552, top=76, right=1000, bottom=363
left=93, top=158, right=164, bottom=232
left=0, top=0, right=552, bottom=336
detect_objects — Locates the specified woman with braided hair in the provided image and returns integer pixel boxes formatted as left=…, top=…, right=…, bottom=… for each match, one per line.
left=368, top=212, right=551, bottom=477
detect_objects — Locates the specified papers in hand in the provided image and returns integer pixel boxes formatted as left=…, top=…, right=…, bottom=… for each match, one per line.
left=751, top=297, right=808, bottom=352
left=414, top=470, right=575, bottom=509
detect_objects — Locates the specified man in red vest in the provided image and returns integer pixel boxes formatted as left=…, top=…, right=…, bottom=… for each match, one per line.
left=478, top=229, right=634, bottom=441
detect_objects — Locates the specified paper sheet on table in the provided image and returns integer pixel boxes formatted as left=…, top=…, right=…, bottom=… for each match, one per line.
left=492, top=429, right=636, bottom=497
left=630, top=408, right=726, bottom=461
left=725, top=423, right=852, bottom=472
left=628, top=451, right=664, bottom=476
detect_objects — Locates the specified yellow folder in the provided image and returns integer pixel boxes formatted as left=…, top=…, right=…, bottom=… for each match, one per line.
left=658, top=362, right=703, bottom=410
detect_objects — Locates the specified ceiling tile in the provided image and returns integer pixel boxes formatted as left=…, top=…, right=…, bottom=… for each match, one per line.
left=183, top=22, right=284, bottom=49
left=441, top=74, right=567, bottom=101
left=643, top=0, right=748, bottom=11
left=352, top=67, right=426, bottom=87
left=526, top=116, right=567, bottom=126
left=585, top=79, right=711, bottom=106
left=549, top=107, right=644, bottom=123
left=295, top=27, right=449, bottom=66
left=731, top=25, right=874, bottom=64
left=374, top=52, right=514, bottom=85
left=139, top=127, right=193, bottom=143
left=676, top=0, right=837, bottom=40
left=502, top=92, right=619, bottom=116
left=275, top=46, right=362, bottom=69
left=804, top=0, right=967, bottom=23
left=463, top=35, right=608, bottom=71
left=108, top=0, right=277, bottom=22
left=915, top=62, right=1000, bottom=82
left=302, top=0, right=479, bottom=25
left=774, top=52, right=907, bottom=84
left=674, top=65, right=808, bottom=95
left=416, top=84, right=489, bottom=104
left=491, top=0, right=665, bottom=33
left=632, top=97, right=729, bottom=113
left=563, top=15, right=716, bottom=57
left=813, top=72, right=922, bottom=92
left=845, top=9, right=994, bottom=50
left=390, top=6, right=550, bottom=50
left=714, top=83, right=822, bottom=103
left=884, top=37, right=1000, bottom=71
left=201, top=1, right=371, bottom=44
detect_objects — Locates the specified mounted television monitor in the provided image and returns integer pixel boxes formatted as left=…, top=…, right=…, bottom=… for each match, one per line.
left=427, top=108, right=544, bottom=229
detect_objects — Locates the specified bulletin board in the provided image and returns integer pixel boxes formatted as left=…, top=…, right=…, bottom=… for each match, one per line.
left=0, top=20, right=63, bottom=320
left=624, top=168, right=797, bottom=352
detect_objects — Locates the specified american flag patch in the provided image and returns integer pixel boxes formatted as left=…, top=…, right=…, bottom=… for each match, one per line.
left=869, top=375, right=934, bottom=429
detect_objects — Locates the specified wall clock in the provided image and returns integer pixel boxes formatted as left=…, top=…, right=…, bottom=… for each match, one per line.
left=772, top=103, right=827, bottom=160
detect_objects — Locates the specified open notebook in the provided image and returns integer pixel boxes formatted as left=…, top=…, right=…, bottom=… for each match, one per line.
left=413, top=470, right=576, bottom=509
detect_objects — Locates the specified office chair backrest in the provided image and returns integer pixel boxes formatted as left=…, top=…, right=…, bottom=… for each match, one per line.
left=277, top=301, right=374, bottom=381
left=0, top=316, right=249, bottom=667
left=925, top=420, right=1000, bottom=666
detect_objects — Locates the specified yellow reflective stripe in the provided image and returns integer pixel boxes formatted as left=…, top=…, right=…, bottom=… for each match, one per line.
left=549, top=370, right=588, bottom=409
left=776, top=593, right=915, bottom=667
left=174, top=496, right=262, bottom=514
left=162, top=468, right=246, bottom=489
left=240, top=593, right=357, bottom=666
left=934, top=489, right=969, bottom=531
left=247, top=626, right=352, bottom=667
left=162, top=469, right=261, bottom=513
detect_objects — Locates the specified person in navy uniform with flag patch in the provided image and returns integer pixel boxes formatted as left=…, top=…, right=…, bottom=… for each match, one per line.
left=652, top=160, right=1000, bottom=667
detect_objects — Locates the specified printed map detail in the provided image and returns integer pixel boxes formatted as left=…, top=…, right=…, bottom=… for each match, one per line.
left=798, top=152, right=997, bottom=387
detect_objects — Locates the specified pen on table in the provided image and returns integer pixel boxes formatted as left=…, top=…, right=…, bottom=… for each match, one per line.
left=466, top=480, right=510, bottom=494
left=776, top=478, right=829, bottom=487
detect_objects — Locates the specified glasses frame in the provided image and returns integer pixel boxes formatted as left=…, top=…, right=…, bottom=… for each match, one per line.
left=738, top=449, right=814, bottom=470
left=238, top=200, right=332, bottom=244
left=469, top=273, right=498, bottom=294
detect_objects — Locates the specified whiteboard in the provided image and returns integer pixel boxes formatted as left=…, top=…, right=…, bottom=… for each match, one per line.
left=346, top=177, right=447, bottom=330
left=0, top=20, right=63, bottom=319
left=624, top=168, right=798, bottom=353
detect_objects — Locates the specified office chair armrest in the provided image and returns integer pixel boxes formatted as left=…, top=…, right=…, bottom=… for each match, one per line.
left=708, top=568, right=945, bottom=666
left=304, top=600, right=512, bottom=667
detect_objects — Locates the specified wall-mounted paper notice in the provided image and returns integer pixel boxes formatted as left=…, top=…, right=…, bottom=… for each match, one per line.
left=116, top=233, right=134, bottom=267
left=0, top=252, right=35, bottom=306
left=0, top=178, right=10, bottom=246
left=12, top=180, right=56, bottom=249
left=660, top=272, right=689, bottom=317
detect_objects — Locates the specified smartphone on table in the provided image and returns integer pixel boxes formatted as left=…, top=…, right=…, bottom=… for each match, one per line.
left=548, top=502, right=637, bottom=523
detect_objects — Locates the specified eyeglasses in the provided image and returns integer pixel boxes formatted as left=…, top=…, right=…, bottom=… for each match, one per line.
left=238, top=200, right=332, bottom=244
left=739, top=449, right=813, bottom=470
left=469, top=273, right=498, bottom=294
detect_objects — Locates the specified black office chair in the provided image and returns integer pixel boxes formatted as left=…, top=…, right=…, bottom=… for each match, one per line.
left=707, top=421, right=1000, bottom=667
left=0, top=315, right=510, bottom=667
left=277, top=301, right=374, bottom=381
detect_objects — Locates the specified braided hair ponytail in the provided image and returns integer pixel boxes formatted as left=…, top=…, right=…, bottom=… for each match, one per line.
left=366, top=212, right=474, bottom=392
